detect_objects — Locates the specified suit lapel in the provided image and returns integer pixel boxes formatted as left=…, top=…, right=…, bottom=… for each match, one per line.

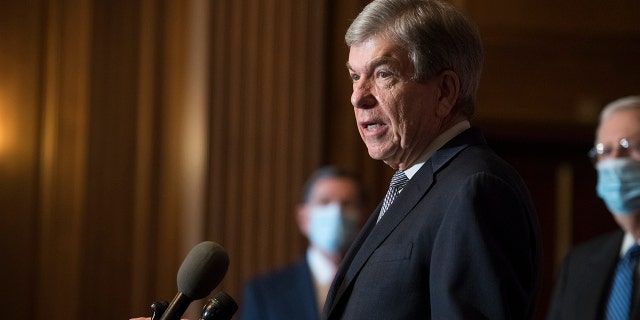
left=296, top=260, right=321, bottom=318
left=582, top=232, right=624, bottom=319
left=325, top=166, right=433, bottom=317
left=324, top=202, right=379, bottom=316
left=325, top=128, right=482, bottom=317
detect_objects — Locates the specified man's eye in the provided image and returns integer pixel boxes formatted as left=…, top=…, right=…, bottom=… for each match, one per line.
left=351, top=74, right=360, bottom=81
left=378, top=71, right=390, bottom=78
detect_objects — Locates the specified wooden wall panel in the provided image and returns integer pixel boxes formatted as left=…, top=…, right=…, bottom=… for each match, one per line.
left=206, top=0, right=326, bottom=307
left=478, top=33, right=640, bottom=126
left=2, top=0, right=328, bottom=318
left=0, top=1, right=45, bottom=319
left=38, top=0, right=92, bottom=318
left=130, top=0, right=160, bottom=312
left=465, top=0, right=640, bottom=125
left=469, top=0, right=640, bottom=34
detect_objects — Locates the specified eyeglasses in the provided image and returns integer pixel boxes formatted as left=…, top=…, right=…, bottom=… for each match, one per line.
left=588, top=138, right=640, bottom=164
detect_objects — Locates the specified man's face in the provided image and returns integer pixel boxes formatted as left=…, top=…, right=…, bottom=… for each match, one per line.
left=347, top=35, right=444, bottom=170
left=596, top=107, right=640, bottom=233
left=596, top=108, right=640, bottom=162
left=297, top=177, right=365, bottom=236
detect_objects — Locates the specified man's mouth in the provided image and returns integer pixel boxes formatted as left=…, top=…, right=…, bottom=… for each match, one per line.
left=366, top=123, right=381, bottom=131
left=360, top=120, right=387, bottom=135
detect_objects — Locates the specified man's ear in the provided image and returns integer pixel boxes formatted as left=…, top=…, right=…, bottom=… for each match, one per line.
left=435, top=70, right=460, bottom=117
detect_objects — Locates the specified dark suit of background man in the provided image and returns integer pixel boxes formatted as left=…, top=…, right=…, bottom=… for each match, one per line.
left=548, top=96, right=640, bottom=320
left=240, top=166, right=368, bottom=320
left=321, top=0, right=541, bottom=319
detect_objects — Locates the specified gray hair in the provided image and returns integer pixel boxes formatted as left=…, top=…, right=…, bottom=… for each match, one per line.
left=345, top=0, right=483, bottom=118
left=599, top=95, right=640, bottom=124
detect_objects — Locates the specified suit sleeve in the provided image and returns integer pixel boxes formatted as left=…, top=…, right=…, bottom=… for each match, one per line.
left=430, top=172, right=539, bottom=319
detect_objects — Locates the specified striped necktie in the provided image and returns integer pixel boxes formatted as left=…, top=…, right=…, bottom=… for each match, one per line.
left=605, top=244, right=640, bottom=320
left=377, top=170, right=408, bottom=223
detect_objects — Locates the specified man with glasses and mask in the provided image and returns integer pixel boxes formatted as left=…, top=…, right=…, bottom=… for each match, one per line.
left=240, top=166, right=368, bottom=320
left=548, top=95, right=640, bottom=320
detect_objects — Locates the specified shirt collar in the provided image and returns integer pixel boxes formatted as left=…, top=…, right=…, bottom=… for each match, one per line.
left=306, top=247, right=336, bottom=285
left=403, top=120, right=471, bottom=180
left=621, top=232, right=640, bottom=258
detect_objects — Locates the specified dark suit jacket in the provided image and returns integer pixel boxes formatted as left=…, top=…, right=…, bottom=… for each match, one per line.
left=322, top=128, right=541, bottom=320
left=547, top=230, right=640, bottom=320
left=240, top=258, right=320, bottom=320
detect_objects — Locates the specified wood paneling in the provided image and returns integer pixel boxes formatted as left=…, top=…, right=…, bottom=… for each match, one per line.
left=0, top=1, right=45, bottom=319
left=478, top=32, right=640, bottom=126
left=205, top=1, right=326, bottom=315
left=38, top=0, right=92, bottom=318
left=1, top=0, right=326, bottom=319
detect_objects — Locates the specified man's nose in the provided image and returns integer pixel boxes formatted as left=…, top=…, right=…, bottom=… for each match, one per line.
left=610, top=146, right=631, bottom=159
left=351, top=82, right=376, bottom=109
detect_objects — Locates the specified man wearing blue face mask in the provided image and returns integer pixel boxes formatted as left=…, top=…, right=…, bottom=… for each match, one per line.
left=548, top=95, right=640, bottom=320
left=240, top=166, right=368, bottom=320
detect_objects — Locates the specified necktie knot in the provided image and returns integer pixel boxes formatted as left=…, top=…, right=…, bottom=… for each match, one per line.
left=377, top=171, right=409, bottom=223
left=624, top=244, right=640, bottom=262
left=390, top=171, right=409, bottom=189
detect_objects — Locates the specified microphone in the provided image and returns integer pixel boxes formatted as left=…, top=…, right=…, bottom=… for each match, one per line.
left=159, top=241, right=230, bottom=320
left=199, top=291, right=238, bottom=320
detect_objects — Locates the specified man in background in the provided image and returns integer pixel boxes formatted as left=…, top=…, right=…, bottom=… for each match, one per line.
left=240, top=166, right=368, bottom=320
left=548, top=96, right=640, bottom=320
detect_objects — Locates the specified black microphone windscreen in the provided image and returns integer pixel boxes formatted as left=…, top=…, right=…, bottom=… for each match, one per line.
left=177, top=241, right=229, bottom=300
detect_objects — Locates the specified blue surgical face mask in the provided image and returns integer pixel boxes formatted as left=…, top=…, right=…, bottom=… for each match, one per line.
left=308, top=203, right=360, bottom=254
left=596, top=158, right=640, bottom=215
